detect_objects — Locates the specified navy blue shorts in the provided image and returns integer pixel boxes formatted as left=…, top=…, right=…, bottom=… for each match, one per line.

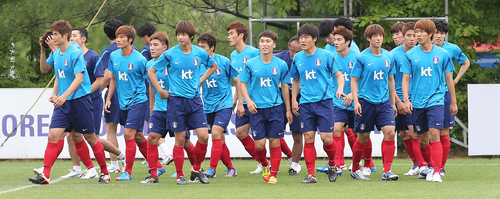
left=395, top=113, right=412, bottom=131
left=299, top=99, right=335, bottom=132
left=412, top=105, right=444, bottom=134
left=354, top=99, right=395, bottom=133
left=92, top=97, right=103, bottom=134
left=250, top=104, right=285, bottom=140
left=50, top=94, right=95, bottom=134
left=333, top=106, right=355, bottom=128
left=443, top=91, right=455, bottom=128
left=167, top=96, right=208, bottom=132
left=148, top=110, right=171, bottom=137
left=119, top=101, right=147, bottom=132
left=235, top=104, right=251, bottom=128
left=144, top=80, right=150, bottom=122
left=206, top=108, right=232, bottom=134
left=283, top=93, right=301, bottom=132
left=104, top=89, right=120, bottom=124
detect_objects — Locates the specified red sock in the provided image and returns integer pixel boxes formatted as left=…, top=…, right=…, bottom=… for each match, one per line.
left=431, top=141, right=443, bottom=173
left=91, top=141, right=109, bottom=175
left=280, top=138, right=293, bottom=159
left=256, top=148, right=269, bottom=167
left=333, top=135, right=343, bottom=166
left=148, top=143, right=159, bottom=178
left=210, top=139, right=223, bottom=171
left=173, top=145, right=184, bottom=177
left=345, top=129, right=356, bottom=149
left=352, top=140, right=366, bottom=172
left=382, top=139, right=395, bottom=173
left=304, top=142, right=316, bottom=177
left=220, top=143, right=234, bottom=170
left=125, top=139, right=136, bottom=174
left=270, top=146, right=281, bottom=178
left=420, top=144, right=432, bottom=167
left=440, top=135, right=450, bottom=169
left=240, top=135, right=259, bottom=162
left=403, top=138, right=416, bottom=164
left=74, top=140, right=94, bottom=170
left=193, top=141, right=207, bottom=171
left=137, top=140, right=161, bottom=169
left=363, top=138, right=373, bottom=168
left=56, top=138, right=64, bottom=155
left=185, top=144, right=196, bottom=166
left=339, top=132, right=345, bottom=165
left=323, top=141, right=336, bottom=167
left=413, top=138, right=426, bottom=167
left=42, top=142, right=59, bottom=179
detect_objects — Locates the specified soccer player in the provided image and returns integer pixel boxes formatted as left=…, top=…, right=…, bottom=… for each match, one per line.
left=402, top=19, right=458, bottom=183
left=390, top=22, right=426, bottom=176
left=240, top=30, right=292, bottom=184
left=29, top=20, right=110, bottom=184
left=227, top=21, right=263, bottom=173
left=318, top=18, right=360, bottom=53
left=137, top=22, right=157, bottom=61
left=291, top=24, right=345, bottom=184
left=349, top=24, right=399, bottom=181
left=432, top=20, right=470, bottom=176
left=196, top=33, right=239, bottom=178
left=105, top=25, right=165, bottom=181
left=391, top=22, right=405, bottom=46
left=150, top=20, right=218, bottom=185
left=275, top=36, right=303, bottom=175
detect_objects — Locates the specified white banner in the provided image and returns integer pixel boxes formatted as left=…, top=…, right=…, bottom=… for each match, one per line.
left=468, top=84, right=500, bottom=155
left=0, top=88, right=391, bottom=159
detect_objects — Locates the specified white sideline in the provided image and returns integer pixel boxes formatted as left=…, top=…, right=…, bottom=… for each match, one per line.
left=0, top=178, right=64, bottom=195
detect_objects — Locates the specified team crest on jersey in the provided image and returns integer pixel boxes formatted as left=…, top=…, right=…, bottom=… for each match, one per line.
left=272, top=67, right=278, bottom=76
left=243, top=57, right=248, bottom=64
left=215, top=68, right=221, bottom=76
left=172, top=122, right=178, bottom=129
left=348, top=61, right=354, bottom=69
left=433, top=56, right=439, bottom=64
left=301, top=122, right=304, bottom=129
left=193, top=58, right=199, bottom=66
left=149, top=123, right=154, bottom=129
left=360, top=124, right=366, bottom=130
left=64, top=59, right=69, bottom=67
left=315, top=59, right=322, bottom=67
left=164, top=68, right=168, bottom=76
left=416, top=125, right=421, bottom=132
left=384, top=60, right=390, bottom=68
left=128, top=63, right=134, bottom=70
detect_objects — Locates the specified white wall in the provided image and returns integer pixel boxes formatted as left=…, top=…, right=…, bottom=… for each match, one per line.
left=468, top=84, right=500, bottom=155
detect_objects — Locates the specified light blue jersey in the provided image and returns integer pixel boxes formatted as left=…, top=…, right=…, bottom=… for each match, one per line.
left=239, top=56, right=290, bottom=108
left=440, top=41, right=468, bottom=91
left=290, top=48, right=340, bottom=104
left=152, top=45, right=215, bottom=99
left=332, top=50, right=357, bottom=110
left=146, top=59, right=168, bottom=112
left=401, top=45, right=454, bottom=109
left=46, top=44, right=91, bottom=100
left=201, top=54, right=239, bottom=113
left=325, top=40, right=361, bottom=54
left=391, top=45, right=412, bottom=101
left=108, top=49, right=148, bottom=110
left=230, top=45, right=260, bottom=104
left=351, top=48, right=395, bottom=104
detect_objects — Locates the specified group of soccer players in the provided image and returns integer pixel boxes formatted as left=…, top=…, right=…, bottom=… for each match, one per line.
left=28, top=16, right=467, bottom=185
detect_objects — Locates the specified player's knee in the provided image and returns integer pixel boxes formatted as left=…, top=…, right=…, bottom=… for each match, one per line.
left=83, top=134, right=97, bottom=145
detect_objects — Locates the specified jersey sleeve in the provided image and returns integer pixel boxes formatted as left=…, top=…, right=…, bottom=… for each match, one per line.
left=329, top=53, right=341, bottom=74
left=72, top=51, right=86, bottom=74
left=290, top=59, right=299, bottom=79
left=46, top=52, right=54, bottom=67
left=107, top=55, right=115, bottom=74
left=153, top=52, right=169, bottom=72
left=201, top=49, right=216, bottom=69
left=443, top=52, right=455, bottom=74
left=456, top=47, right=468, bottom=65
left=400, top=54, right=412, bottom=75
left=96, top=50, right=110, bottom=70
left=141, top=47, right=151, bottom=61
left=238, top=63, right=251, bottom=83
left=227, top=58, right=239, bottom=79
left=280, top=61, right=291, bottom=84
left=92, top=54, right=104, bottom=77
left=141, top=58, right=148, bottom=79
left=350, top=55, right=364, bottom=78
left=388, top=54, right=396, bottom=75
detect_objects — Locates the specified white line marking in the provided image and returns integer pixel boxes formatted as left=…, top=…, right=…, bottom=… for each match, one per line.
left=392, top=163, right=500, bottom=166
left=0, top=178, right=64, bottom=195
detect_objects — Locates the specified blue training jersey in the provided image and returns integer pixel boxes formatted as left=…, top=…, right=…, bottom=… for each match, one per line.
left=108, top=49, right=148, bottom=110
left=141, top=44, right=153, bottom=61
left=391, top=45, right=413, bottom=101
left=146, top=59, right=168, bottom=112
left=290, top=48, right=340, bottom=104
left=401, top=45, right=454, bottom=109
left=332, top=50, right=357, bottom=110
left=152, top=45, right=215, bottom=99
left=84, top=49, right=103, bottom=99
left=351, top=48, right=395, bottom=105
left=325, top=40, right=361, bottom=54
left=230, top=45, right=260, bottom=104
left=239, top=56, right=290, bottom=108
left=201, top=54, right=239, bottom=113
left=47, top=44, right=92, bottom=100
left=440, top=41, right=468, bottom=92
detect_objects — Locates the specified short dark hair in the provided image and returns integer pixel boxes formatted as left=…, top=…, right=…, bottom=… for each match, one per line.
left=391, top=22, right=405, bottom=35
left=288, top=36, right=299, bottom=44
left=332, top=26, right=353, bottom=47
left=364, top=24, right=385, bottom=40
left=197, top=33, right=217, bottom=52
left=51, top=20, right=72, bottom=41
left=227, top=21, right=249, bottom=42
left=73, top=27, right=88, bottom=43
left=104, top=19, right=123, bottom=40
left=175, top=21, right=196, bottom=42
left=116, top=25, right=136, bottom=45
left=333, top=17, right=354, bottom=31
left=150, top=32, right=169, bottom=47
left=137, top=22, right=157, bottom=37
left=433, top=20, right=449, bottom=34
left=298, top=24, right=319, bottom=44
left=258, top=30, right=278, bottom=43
left=402, top=22, right=416, bottom=36
left=318, top=20, right=335, bottom=38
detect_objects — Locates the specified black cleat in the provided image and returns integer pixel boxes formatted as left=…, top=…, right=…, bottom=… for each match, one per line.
left=327, top=166, right=338, bottom=182
left=288, top=167, right=298, bottom=176
left=176, top=176, right=187, bottom=185
left=97, top=173, right=110, bottom=184
left=301, top=174, right=317, bottom=183
left=192, top=169, right=210, bottom=184
left=140, top=175, right=159, bottom=183
left=29, top=174, right=50, bottom=185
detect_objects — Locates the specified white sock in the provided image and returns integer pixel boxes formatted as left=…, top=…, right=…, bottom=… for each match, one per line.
left=158, top=143, right=171, bottom=157
left=291, top=162, right=298, bottom=169
left=111, top=161, right=119, bottom=168
left=118, top=152, right=125, bottom=160
left=73, top=166, right=82, bottom=172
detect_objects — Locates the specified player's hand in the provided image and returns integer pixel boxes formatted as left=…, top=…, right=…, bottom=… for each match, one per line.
left=342, top=93, right=353, bottom=107
left=53, top=95, right=67, bottom=107
left=354, top=102, right=362, bottom=117
left=404, top=101, right=413, bottom=114
left=392, top=104, right=397, bottom=118
left=396, top=101, right=405, bottom=115
left=292, top=100, right=300, bottom=116
left=237, top=104, right=245, bottom=118
left=453, top=79, right=459, bottom=85
left=39, top=36, right=45, bottom=49
left=45, top=35, right=57, bottom=52
left=159, top=90, right=173, bottom=99
left=104, top=100, right=112, bottom=113
left=286, top=111, right=293, bottom=124
left=450, top=102, right=458, bottom=116
left=232, top=99, right=237, bottom=113
left=48, top=95, right=57, bottom=103
left=336, top=91, right=345, bottom=99
left=247, top=100, right=258, bottom=114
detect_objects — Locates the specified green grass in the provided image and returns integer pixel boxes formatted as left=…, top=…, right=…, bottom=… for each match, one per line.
left=1, top=158, right=499, bottom=198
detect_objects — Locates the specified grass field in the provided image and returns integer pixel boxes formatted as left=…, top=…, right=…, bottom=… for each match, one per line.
left=1, top=158, right=499, bottom=198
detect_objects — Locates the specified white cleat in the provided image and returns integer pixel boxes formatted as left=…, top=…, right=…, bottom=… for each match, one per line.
left=81, top=168, right=98, bottom=179
left=162, top=155, right=174, bottom=165
left=250, top=164, right=263, bottom=174
left=432, top=172, right=443, bottom=183
left=362, top=167, right=372, bottom=176
left=33, top=167, right=44, bottom=175
left=61, top=169, right=83, bottom=179
left=426, top=168, right=435, bottom=182
left=404, top=163, right=420, bottom=176
left=107, top=165, right=121, bottom=173
left=339, top=164, right=347, bottom=171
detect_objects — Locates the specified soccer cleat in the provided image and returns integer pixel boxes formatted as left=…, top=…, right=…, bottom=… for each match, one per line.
left=288, top=167, right=298, bottom=176
left=351, top=169, right=370, bottom=180
left=118, top=155, right=126, bottom=172
left=33, top=167, right=43, bottom=175
left=426, top=168, right=435, bottom=182
left=348, top=161, right=363, bottom=171
left=327, top=166, right=338, bottom=182
left=192, top=169, right=210, bottom=184
left=204, top=168, right=216, bottom=178
left=157, top=166, right=166, bottom=177
left=418, top=166, right=430, bottom=179
left=336, top=166, right=343, bottom=176
left=381, top=171, right=399, bottom=181
left=339, top=164, right=347, bottom=171
left=362, top=167, right=372, bottom=176
left=225, top=169, right=237, bottom=177
left=61, top=169, right=83, bottom=179
left=171, top=172, right=177, bottom=178
left=116, top=171, right=133, bottom=181
left=140, top=175, right=159, bottom=184
left=301, top=174, right=317, bottom=183
left=81, top=168, right=98, bottom=179
left=250, top=164, right=263, bottom=174
left=188, top=174, right=199, bottom=183
left=404, top=163, right=420, bottom=176
left=432, top=172, right=443, bottom=182
left=371, top=166, right=377, bottom=173
left=107, top=165, right=121, bottom=173
left=98, top=173, right=110, bottom=184
left=288, top=158, right=293, bottom=165
left=262, top=166, right=271, bottom=182
left=316, top=164, right=329, bottom=173
left=440, top=168, right=445, bottom=176
left=29, top=174, right=50, bottom=185
left=176, top=176, right=187, bottom=185
left=268, top=176, right=278, bottom=184
left=161, top=155, right=174, bottom=166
